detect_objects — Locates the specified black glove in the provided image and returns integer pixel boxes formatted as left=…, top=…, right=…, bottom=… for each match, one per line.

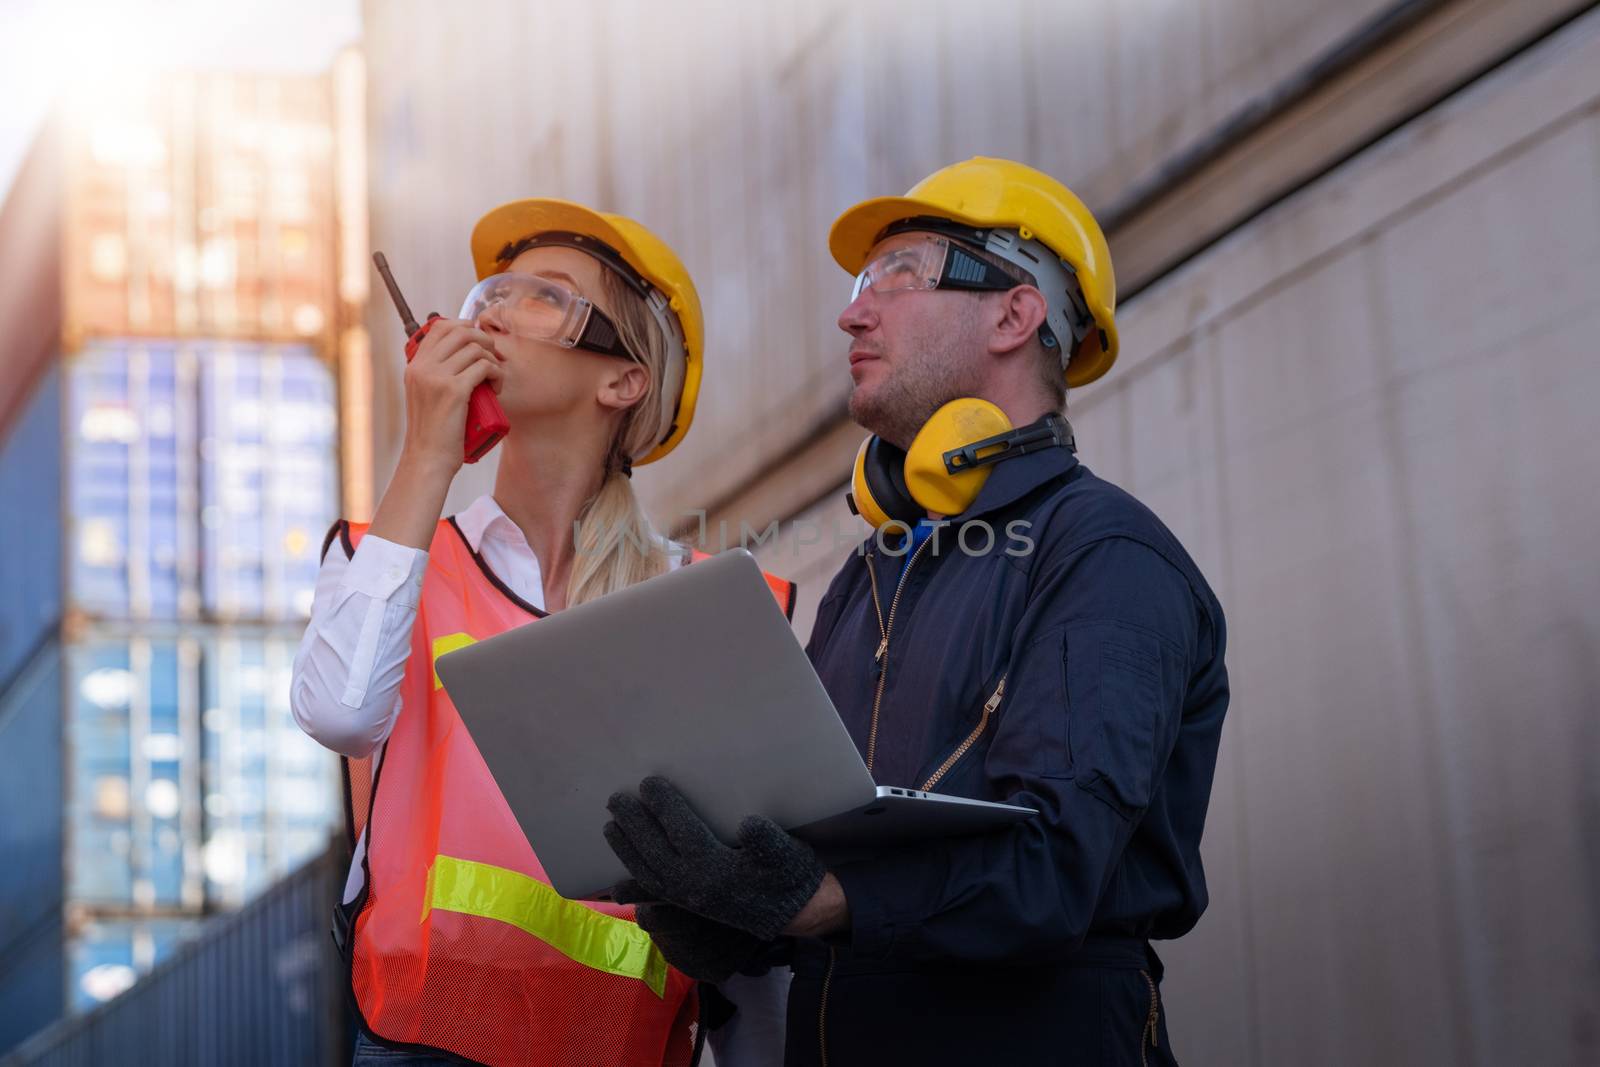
left=604, top=776, right=825, bottom=941
left=612, top=879, right=768, bottom=984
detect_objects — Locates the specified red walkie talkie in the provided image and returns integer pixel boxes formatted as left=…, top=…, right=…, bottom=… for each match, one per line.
left=373, top=252, right=509, bottom=463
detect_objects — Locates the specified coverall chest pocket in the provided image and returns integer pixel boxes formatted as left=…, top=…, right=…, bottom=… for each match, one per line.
left=1064, top=622, right=1165, bottom=816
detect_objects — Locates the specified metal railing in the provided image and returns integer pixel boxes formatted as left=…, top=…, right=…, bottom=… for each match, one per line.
left=4, top=839, right=353, bottom=1067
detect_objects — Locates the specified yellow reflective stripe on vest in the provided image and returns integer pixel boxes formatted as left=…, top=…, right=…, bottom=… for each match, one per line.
left=421, top=855, right=668, bottom=998
left=431, top=632, right=478, bottom=689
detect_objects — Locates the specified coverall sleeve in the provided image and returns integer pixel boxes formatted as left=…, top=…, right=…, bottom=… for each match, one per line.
left=829, top=536, right=1199, bottom=965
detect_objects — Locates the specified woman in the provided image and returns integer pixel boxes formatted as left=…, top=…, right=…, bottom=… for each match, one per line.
left=291, top=200, right=793, bottom=1066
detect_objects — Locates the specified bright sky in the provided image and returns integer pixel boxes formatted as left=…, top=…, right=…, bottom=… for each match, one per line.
left=0, top=0, right=361, bottom=199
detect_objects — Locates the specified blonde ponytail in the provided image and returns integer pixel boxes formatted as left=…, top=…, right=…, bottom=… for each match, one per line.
left=567, top=471, right=673, bottom=606
left=565, top=269, right=684, bottom=607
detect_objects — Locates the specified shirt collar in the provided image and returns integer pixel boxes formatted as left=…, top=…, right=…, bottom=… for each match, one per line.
left=452, top=494, right=527, bottom=554
left=453, top=493, right=683, bottom=560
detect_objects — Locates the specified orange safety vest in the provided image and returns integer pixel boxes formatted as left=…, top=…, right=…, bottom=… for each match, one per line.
left=332, top=518, right=797, bottom=1066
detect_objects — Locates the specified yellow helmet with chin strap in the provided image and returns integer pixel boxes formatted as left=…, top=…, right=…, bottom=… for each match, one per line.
left=470, top=198, right=703, bottom=466
left=829, top=156, right=1118, bottom=388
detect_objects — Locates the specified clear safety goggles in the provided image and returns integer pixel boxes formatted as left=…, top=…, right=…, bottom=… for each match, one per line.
left=459, top=271, right=635, bottom=360
left=849, top=234, right=1021, bottom=302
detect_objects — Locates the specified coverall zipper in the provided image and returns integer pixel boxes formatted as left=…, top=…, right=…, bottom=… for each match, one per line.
left=863, top=537, right=935, bottom=773
left=819, top=946, right=836, bottom=1067
left=824, top=540, right=933, bottom=1064
left=919, top=675, right=1007, bottom=790
left=1140, top=968, right=1160, bottom=1066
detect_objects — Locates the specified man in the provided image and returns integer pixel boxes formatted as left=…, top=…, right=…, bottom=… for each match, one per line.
left=605, top=158, right=1229, bottom=1065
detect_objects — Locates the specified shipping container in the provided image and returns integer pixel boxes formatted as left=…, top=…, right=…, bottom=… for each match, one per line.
left=0, top=363, right=62, bottom=697
left=59, top=627, right=341, bottom=912
left=60, top=73, right=339, bottom=351
left=0, top=626, right=341, bottom=1046
left=0, top=366, right=63, bottom=691
left=198, top=344, right=338, bottom=621
left=64, top=339, right=337, bottom=624
left=0, top=913, right=64, bottom=1056
left=64, top=635, right=204, bottom=911
left=0, top=117, right=65, bottom=447
left=0, top=642, right=64, bottom=970
left=198, top=631, right=341, bottom=907
left=0, top=64, right=357, bottom=1063
left=4, top=843, right=353, bottom=1067
left=66, top=341, right=199, bottom=621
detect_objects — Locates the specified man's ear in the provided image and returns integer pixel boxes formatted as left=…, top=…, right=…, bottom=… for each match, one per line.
left=597, top=361, right=651, bottom=412
left=987, top=286, right=1050, bottom=356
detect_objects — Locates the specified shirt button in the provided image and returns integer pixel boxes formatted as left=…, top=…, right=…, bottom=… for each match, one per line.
left=387, top=567, right=404, bottom=583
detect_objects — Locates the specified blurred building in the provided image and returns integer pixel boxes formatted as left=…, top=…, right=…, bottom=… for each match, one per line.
left=360, top=1, right=1600, bottom=1064
left=0, top=58, right=369, bottom=1054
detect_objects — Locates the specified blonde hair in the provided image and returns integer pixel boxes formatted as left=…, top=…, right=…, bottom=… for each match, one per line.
left=565, top=268, right=684, bottom=607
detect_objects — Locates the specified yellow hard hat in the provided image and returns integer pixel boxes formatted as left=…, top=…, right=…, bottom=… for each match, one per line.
left=470, top=198, right=703, bottom=465
left=829, top=157, right=1118, bottom=387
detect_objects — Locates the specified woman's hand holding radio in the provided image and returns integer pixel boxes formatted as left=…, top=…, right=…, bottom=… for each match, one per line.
left=369, top=320, right=506, bottom=552
left=401, top=319, right=505, bottom=472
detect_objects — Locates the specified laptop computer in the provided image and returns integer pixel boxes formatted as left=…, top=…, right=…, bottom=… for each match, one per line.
left=436, top=548, right=1035, bottom=900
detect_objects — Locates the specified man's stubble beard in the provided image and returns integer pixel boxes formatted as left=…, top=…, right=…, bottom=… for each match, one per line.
left=848, top=326, right=985, bottom=449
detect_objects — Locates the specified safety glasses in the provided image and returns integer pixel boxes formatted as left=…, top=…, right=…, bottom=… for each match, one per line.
left=459, top=272, right=636, bottom=360
left=849, top=234, right=1021, bottom=302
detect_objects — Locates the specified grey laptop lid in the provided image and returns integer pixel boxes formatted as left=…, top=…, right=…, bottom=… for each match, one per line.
left=437, top=549, right=874, bottom=897
left=438, top=548, right=1033, bottom=899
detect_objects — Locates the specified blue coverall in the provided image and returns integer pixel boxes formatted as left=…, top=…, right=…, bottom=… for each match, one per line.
left=786, top=439, right=1229, bottom=1066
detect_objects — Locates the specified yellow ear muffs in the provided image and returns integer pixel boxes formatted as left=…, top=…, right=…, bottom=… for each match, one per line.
left=902, top=398, right=1014, bottom=518
left=849, top=435, right=919, bottom=530
left=847, top=401, right=1078, bottom=531
left=847, top=399, right=1014, bottom=529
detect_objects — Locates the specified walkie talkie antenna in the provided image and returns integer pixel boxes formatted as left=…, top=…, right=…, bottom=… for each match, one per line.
left=372, top=251, right=421, bottom=336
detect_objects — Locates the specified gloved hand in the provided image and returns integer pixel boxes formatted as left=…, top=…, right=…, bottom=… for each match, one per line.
left=604, top=776, right=825, bottom=941
left=612, top=879, right=769, bottom=984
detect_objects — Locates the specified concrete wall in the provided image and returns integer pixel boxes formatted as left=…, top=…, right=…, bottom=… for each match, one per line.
left=1069, top=14, right=1600, bottom=1063
left=363, top=2, right=1600, bottom=1062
